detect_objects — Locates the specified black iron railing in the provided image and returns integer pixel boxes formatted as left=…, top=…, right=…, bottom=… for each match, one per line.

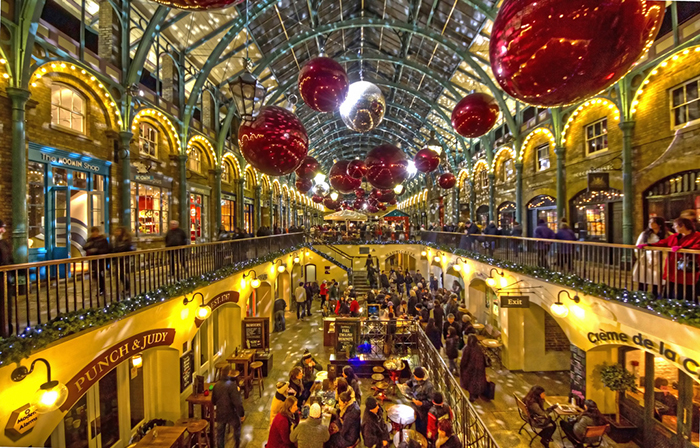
left=0, top=233, right=304, bottom=337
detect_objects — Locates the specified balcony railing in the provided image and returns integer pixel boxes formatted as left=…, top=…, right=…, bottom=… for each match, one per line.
left=0, top=233, right=304, bottom=338
left=422, top=230, right=700, bottom=306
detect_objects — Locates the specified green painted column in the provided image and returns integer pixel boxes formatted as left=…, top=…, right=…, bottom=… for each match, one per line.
left=488, top=173, right=496, bottom=223
left=7, top=88, right=31, bottom=263
left=620, top=121, right=636, bottom=244
left=268, top=190, right=274, bottom=227
left=213, top=167, right=222, bottom=237
left=515, top=162, right=524, bottom=225
left=237, top=179, right=245, bottom=230
left=176, top=154, right=189, bottom=228
left=555, top=146, right=566, bottom=221
left=119, top=131, right=133, bottom=229
left=254, top=185, right=262, bottom=231
left=469, top=180, right=476, bottom=222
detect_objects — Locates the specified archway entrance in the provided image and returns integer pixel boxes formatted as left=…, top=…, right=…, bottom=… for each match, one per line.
left=385, top=253, right=417, bottom=272
left=277, top=271, right=291, bottom=308
left=257, top=281, right=273, bottom=317
left=467, top=279, right=497, bottom=328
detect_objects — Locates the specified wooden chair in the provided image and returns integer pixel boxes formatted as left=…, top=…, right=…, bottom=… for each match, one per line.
left=579, top=424, right=609, bottom=447
left=250, top=361, right=264, bottom=397
left=213, top=362, right=228, bottom=381
left=513, top=394, right=546, bottom=447
left=184, top=419, right=211, bottom=448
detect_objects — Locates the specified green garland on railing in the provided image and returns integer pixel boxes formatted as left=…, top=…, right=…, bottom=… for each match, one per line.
left=306, top=246, right=351, bottom=272
left=0, top=244, right=307, bottom=366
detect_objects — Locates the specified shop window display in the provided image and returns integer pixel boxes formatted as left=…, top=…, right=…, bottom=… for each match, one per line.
left=28, top=162, right=45, bottom=250
left=130, top=184, right=169, bottom=236
left=221, top=199, right=236, bottom=232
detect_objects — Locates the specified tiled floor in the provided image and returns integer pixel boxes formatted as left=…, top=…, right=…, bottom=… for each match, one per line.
left=230, top=308, right=639, bottom=448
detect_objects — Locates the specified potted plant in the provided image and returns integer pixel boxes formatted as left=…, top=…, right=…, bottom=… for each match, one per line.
left=599, top=363, right=638, bottom=443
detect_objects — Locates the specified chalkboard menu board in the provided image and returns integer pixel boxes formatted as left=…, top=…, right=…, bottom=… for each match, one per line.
left=180, top=350, right=195, bottom=392
left=335, top=320, right=359, bottom=354
left=570, top=344, right=586, bottom=405
left=242, top=317, right=270, bottom=351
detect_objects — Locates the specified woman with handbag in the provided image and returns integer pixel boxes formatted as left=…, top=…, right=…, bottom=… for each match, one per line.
left=459, top=335, right=488, bottom=401
left=523, top=385, right=557, bottom=448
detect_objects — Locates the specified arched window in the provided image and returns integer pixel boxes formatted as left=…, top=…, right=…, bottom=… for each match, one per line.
left=138, top=123, right=158, bottom=158
left=499, top=157, right=514, bottom=183
left=188, top=148, right=202, bottom=173
left=536, top=143, right=551, bottom=171
left=478, top=169, right=489, bottom=190
left=51, top=84, right=85, bottom=133
left=221, top=162, right=231, bottom=183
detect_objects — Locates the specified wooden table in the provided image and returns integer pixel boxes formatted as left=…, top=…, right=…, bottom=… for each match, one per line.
left=481, top=338, right=503, bottom=368
left=226, top=349, right=256, bottom=398
left=134, top=426, right=188, bottom=448
left=186, top=385, right=215, bottom=444
left=547, top=396, right=583, bottom=417
left=472, top=323, right=485, bottom=331
left=387, top=403, right=416, bottom=441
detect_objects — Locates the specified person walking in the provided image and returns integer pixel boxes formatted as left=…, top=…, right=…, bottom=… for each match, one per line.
left=165, top=220, right=189, bottom=279
left=429, top=273, right=438, bottom=293
left=483, top=221, right=500, bottom=256
left=380, top=270, right=390, bottom=289
left=305, top=282, right=314, bottom=317
left=267, top=396, right=297, bottom=448
left=274, top=297, right=287, bottom=331
left=405, top=367, right=434, bottom=436
left=459, top=334, right=488, bottom=401
left=212, top=365, right=245, bottom=448
left=427, top=393, right=454, bottom=443
left=295, top=282, right=307, bottom=320
left=319, top=280, right=328, bottom=312
left=523, top=385, right=557, bottom=448
left=290, top=403, right=330, bottom=448
left=633, top=217, right=668, bottom=296
left=534, top=219, right=555, bottom=269
left=111, top=226, right=135, bottom=296
left=361, top=397, right=391, bottom=448
left=445, top=327, right=460, bottom=374
left=555, top=222, right=577, bottom=272
left=426, top=318, right=442, bottom=352
left=84, top=226, right=110, bottom=295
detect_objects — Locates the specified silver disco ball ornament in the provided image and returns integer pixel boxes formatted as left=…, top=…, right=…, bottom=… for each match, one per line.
left=314, top=181, right=330, bottom=197
left=339, top=81, right=386, bottom=133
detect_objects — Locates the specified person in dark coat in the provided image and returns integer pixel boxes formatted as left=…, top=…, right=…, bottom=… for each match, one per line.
left=84, top=226, right=110, bottom=295
left=555, top=222, right=577, bottom=271
left=426, top=318, right=442, bottom=351
left=212, top=365, right=245, bottom=448
left=267, top=396, right=297, bottom=448
left=165, top=220, right=189, bottom=278
left=289, top=367, right=305, bottom=407
left=380, top=270, right=390, bottom=289
left=534, top=219, right=555, bottom=268
left=433, top=299, right=444, bottom=331
left=361, top=397, right=391, bottom=448
left=274, top=297, right=287, bottom=332
left=436, top=419, right=462, bottom=448
left=297, top=350, right=322, bottom=401
left=342, top=366, right=362, bottom=403
left=445, top=327, right=460, bottom=374
left=429, top=273, right=438, bottom=292
left=427, top=393, right=454, bottom=443
left=112, top=226, right=135, bottom=295
left=333, top=391, right=361, bottom=447
left=443, top=314, right=460, bottom=340
left=404, top=367, right=434, bottom=436
left=459, top=334, right=488, bottom=401
left=523, top=385, right=557, bottom=448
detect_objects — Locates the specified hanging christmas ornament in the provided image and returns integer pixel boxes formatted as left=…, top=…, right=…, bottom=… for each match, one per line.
left=389, top=198, right=397, bottom=205
left=314, top=182, right=330, bottom=197
left=298, top=57, right=349, bottom=112
left=368, top=205, right=379, bottom=213
left=365, top=144, right=409, bottom=190
left=295, top=178, right=313, bottom=193
left=354, top=188, right=365, bottom=198
left=295, top=156, right=321, bottom=180
left=451, top=93, right=499, bottom=138
left=323, top=197, right=340, bottom=209
left=239, top=106, right=308, bottom=176
left=329, top=160, right=362, bottom=194
left=490, top=0, right=664, bottom=107
left=347, top=160, right=368, bottom=179
left=379, top=203, right=387, bottom=211
left=377, top=190, right=395, bottom=203
left=413, top=148, right=441, bottom=173
left=340, top=81, right=386, bottom=133
left=438, top=172, right=457, bottom=190
left=148, top=0, right=242, bottom=10
left=353, top=199, right=366, bottom=210
left=312, top=194, right=323, bottom=204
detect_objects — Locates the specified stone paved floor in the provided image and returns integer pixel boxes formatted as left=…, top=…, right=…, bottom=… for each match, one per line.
left=229, top=308, right=638, bottom=448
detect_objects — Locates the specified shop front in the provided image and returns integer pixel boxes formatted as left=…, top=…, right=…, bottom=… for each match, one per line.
left=527, top=195, right=557, bottom=236
left=497, top=201, right=516, bottom=231
left=221, top=193, right=236, bottom=232
left=130, top=168, right=173, bottom=240
left=645, top=170, right=700, bottom=228
left=569, top=189, right=623, bottom=242
left=27, top=143, right=111, bottom=262
left=244, top=198, right=255, bottom=233
left=475, top=205, right=489, bottom=228
left=188, top=183, right=211, bottom=243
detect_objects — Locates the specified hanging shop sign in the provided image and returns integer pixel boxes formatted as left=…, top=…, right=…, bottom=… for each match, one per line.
left=60, top=329, right=176, bottom=411
left=188, top=182, right=211, bottom=196
left=587, top=172, right=610, bottom=192
left=384, top=250, right=417, bottom=258
left=131, top=166, right=172, bottom=186
left=194, top=291, right=240, bottom=327
left=180, top=350, right=195, bottom=392
left=222, top=193, right=236, bottom=202
left=500, top=295, right=530, bottom=308
left=4, top=404, right=38, bottom=438
left=28, top=143, right=111, bottom=175
left=573, top=164, right=616, bottom=179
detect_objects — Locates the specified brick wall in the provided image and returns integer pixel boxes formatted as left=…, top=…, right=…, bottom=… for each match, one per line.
left=544, top=311, right=570, bottom=352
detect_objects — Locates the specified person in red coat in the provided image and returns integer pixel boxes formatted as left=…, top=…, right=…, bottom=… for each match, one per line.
left=320, top=281, right=329, bottom=312
left=267, top=396, right=298, bottom=448
left=349, top=297, right=360, bottom=316
left=643, top=217, right=700, bottom=302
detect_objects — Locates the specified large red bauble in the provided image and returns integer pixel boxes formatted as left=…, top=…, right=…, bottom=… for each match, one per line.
left=323, top=197, right=340, bottom=209
left=389, top=198, right=397, bottom=205
left=368, top=197, right=379, bottom=207
left=368, top=205, right=379, bottom=213
left=439, top=172, right=457, bottom=190
left=312, top=195, right=323, bottom=204
left=451, top=93, right=499, bottom=138
left=377, top=190, right=395, bottom=203
left=414, top=148, right=441, bottom=173
left=238, top=106, right=308, bottom=176
left=295, top=178, right=313, bottom=193
left=298, top=57, right=349, bottom=113
left=489, top=0, right=664, bottom=107
left=329, top=160, right=362, bottom=194
left=295, top=156, right=320, bottom=180
left=354, top=188, right=365, bottom=198
left=379, top=203, right=387, bottom=211
left=347, top=160, right=368, bottom=179
left=353, top=199, right=366, bottom=210
left=365, top=144, right=408, bottom=190
left=148, top=0, right=242, bottom=10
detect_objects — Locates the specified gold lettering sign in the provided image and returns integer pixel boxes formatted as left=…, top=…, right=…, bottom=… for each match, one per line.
left=5, top=404, right=38, bottom=439
left=194, top=291, right=240, bottom=327
left=60, top=329, right=175, bottom=411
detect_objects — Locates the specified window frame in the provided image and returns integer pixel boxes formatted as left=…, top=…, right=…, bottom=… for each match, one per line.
left=499, top=157, right=515, bottom=183
left=477, top=169, right=489, bottom=190
left=50, top=83, right=86, bottom=134
left=221, top=162, right=231, bottom=183
left=131, top=183, right=170, bottom=237
left=670, top=76, right=700, bottom=129
left=188, top=148, right=202, bottom=173
left=536, top=143, right=551, bottom=172
left=138, top=122, right=158, bottom=159
left=585, top=117, right=609, bottom=156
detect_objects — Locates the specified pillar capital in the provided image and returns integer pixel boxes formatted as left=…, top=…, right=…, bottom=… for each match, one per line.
left=618, top=120, right=636, bottom=133
left=6, top=87, right=31, bottom=106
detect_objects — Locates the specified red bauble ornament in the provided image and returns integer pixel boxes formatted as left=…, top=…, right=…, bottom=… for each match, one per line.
left=312, top=195, right=323, bottom=204
left=239, top=106, right=308, bottom=176
left=379, top=203, right=387, bottom=211
left=365, top=144, right=408, bottom=190
left=490, top=0, right=664, bottom=107
left=354, top=188, right=365, bottom=198
left=329, top=160, right=362, bottom=194
left=368, top=205, right=379, bottom=213
left=295, top=178, right=313, bottom=193
left=298, top=57, right=349, bottom=113
left=353, top=199, right=366, bottom=210
left=377, top=190, right=395, bottom=203
left=347, top=160, right=368, bottom=179
left=451, top=93, right=499, bottom=138
left=148, top=0, right=242, bottom=10
left=414, top=148, right=441, bottom=173
left=389, top=198, right=397, bottom=205
left=323, top=197, right=340, bottom=209
left=296, top=156, right=320, bottom=180
left=439, top=172, right=457, bottom=189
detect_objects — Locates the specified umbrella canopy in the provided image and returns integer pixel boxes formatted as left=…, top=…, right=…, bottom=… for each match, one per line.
left=324, top=209, right=368, bottom=221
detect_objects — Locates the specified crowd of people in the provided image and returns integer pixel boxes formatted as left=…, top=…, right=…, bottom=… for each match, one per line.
left=310, top=221, right=410, bottom=242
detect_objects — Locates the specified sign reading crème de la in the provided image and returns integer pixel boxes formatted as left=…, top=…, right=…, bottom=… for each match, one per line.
left=60, top=329, right=176, bottom=411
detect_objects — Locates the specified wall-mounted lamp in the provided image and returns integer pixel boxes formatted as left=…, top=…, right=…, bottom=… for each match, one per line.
left=305, top=251, right=311, bottom=257
left=452, top=257, right=468, bottom=272
left=11, top=358, right=68, bottom=413
left=421, top=250, right=427, bottom=257
left=293, top=253, right=300, bottom=264
left=131, top=354, right=143, bottom=368
left=272, top=259, right=286, bottom=273
left=550, top=290, right=580, bottom=318
left=243, top=270, right=261, bottom=288
left=485, top=268, right=505, bottom=288
left=183, top=292, right=211, bottom=320
left=433, top=251, right=442, bottom=262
